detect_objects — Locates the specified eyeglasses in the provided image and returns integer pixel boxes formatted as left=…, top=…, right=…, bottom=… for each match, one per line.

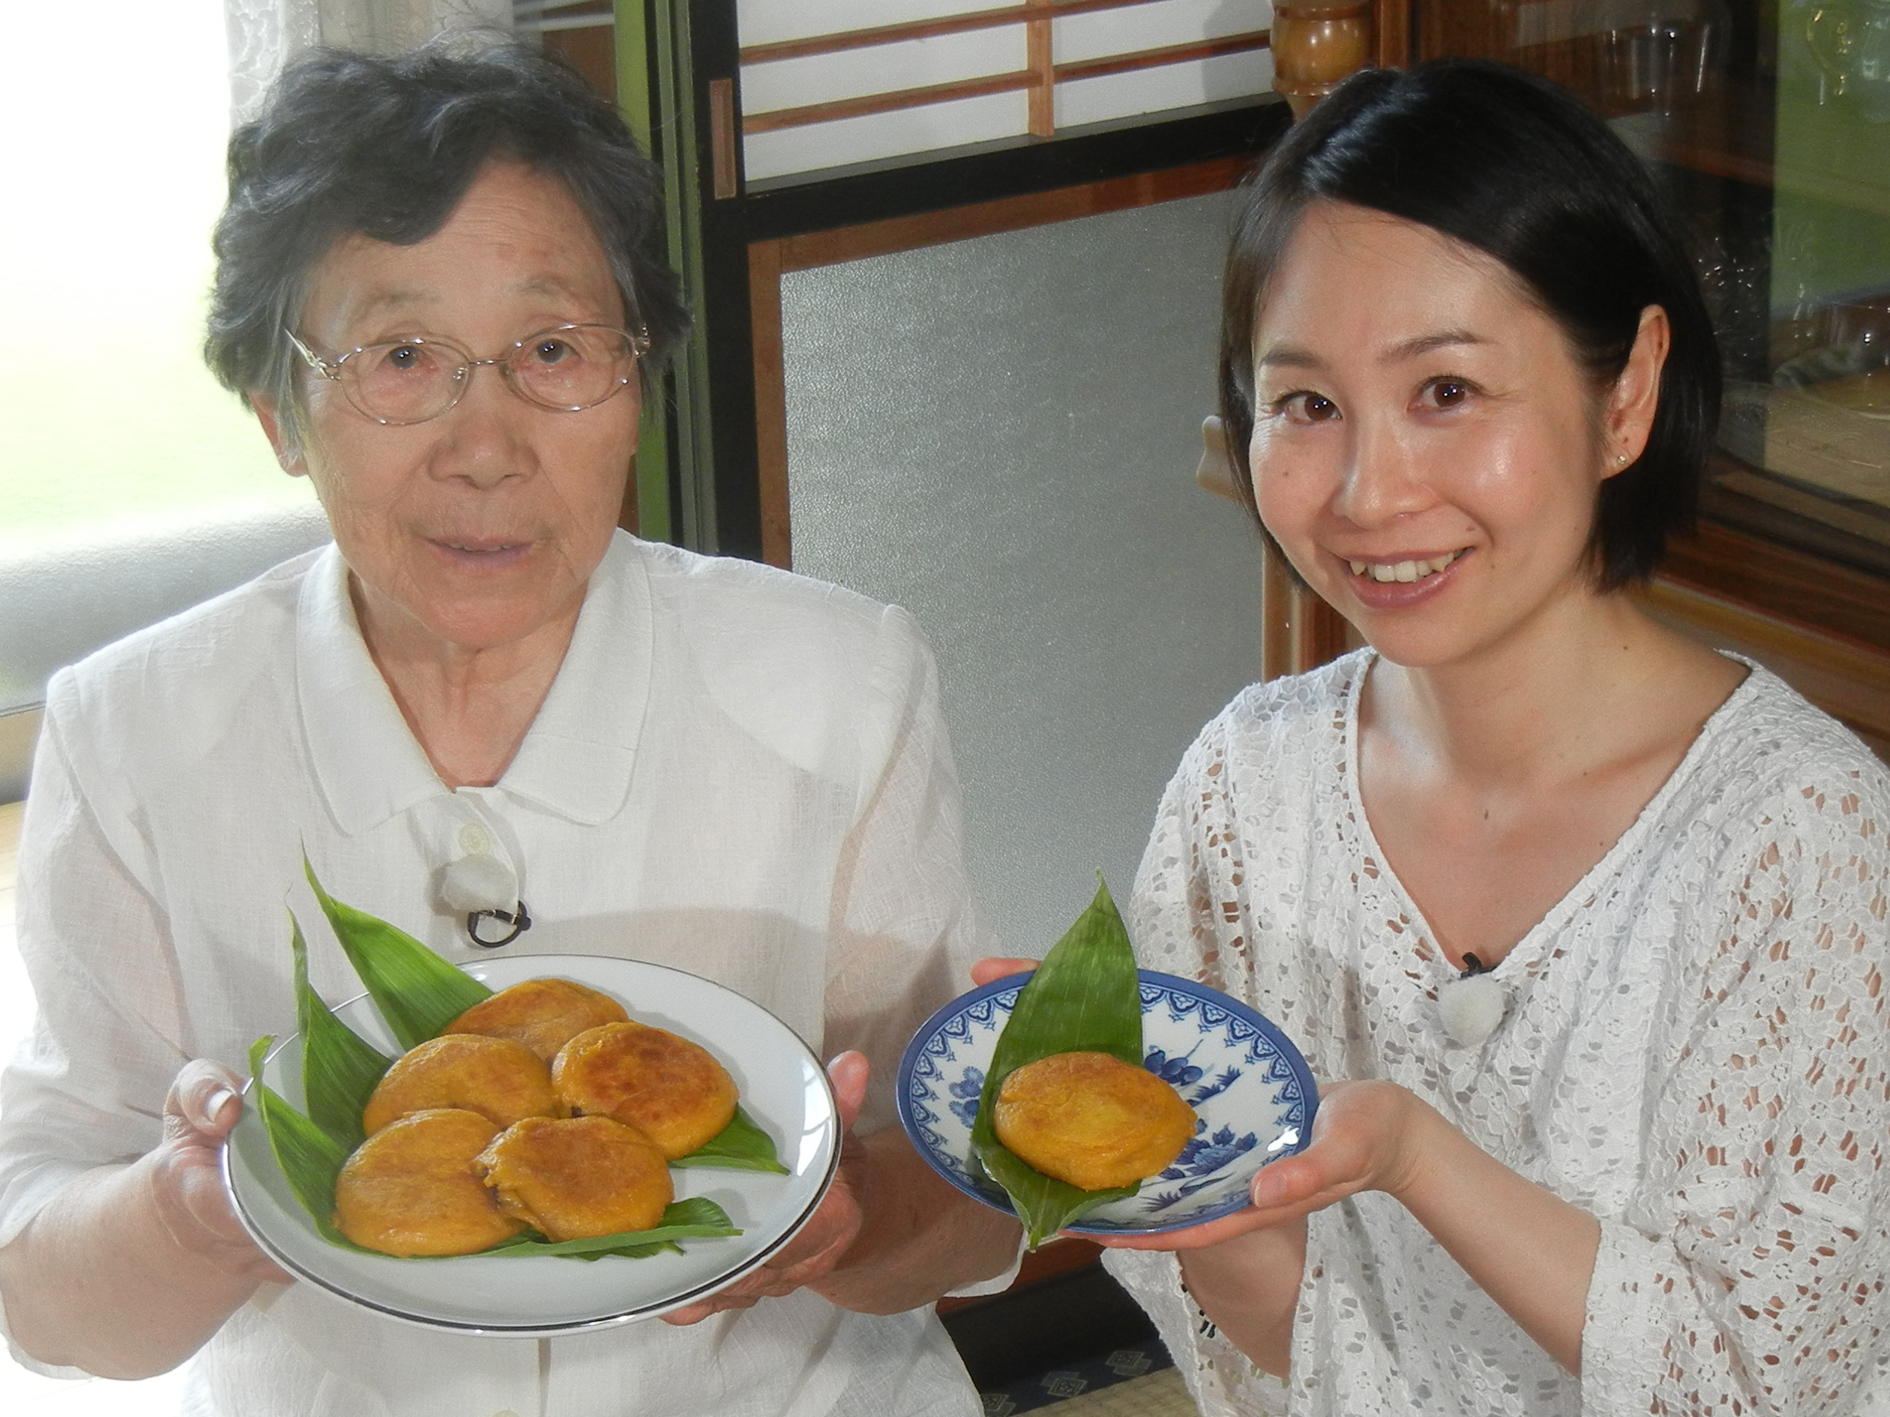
left=284, top=323, right=650, bottom=426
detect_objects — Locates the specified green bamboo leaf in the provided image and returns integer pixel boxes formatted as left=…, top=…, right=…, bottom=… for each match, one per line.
left=672, top=1106, right=790, bottom=1174
left=304, top=856, right=491, bottom=1050
left=291, top=912, right=391, bottom=1151
left=970, top=876, right=1146, bottom=1248
left=248, top=1035, right=351, bottom=1244
left=263, top=880, right=770, bottom=1264
left=480, top=1198, right=741, bottom=1259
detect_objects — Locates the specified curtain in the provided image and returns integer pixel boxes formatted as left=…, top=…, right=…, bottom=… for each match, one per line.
left=226, top=0, right=514, bottom=120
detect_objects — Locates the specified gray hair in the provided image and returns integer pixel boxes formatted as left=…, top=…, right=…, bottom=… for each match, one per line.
left=205, top=36, right=688, bottom=452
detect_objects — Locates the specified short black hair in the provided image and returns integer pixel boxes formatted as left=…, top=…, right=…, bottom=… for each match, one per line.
left=205, top=36, right=688, bottom=446
left=1221, top=60, right=1719, bottom=588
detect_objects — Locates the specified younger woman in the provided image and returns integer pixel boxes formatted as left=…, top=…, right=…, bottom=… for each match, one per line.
left=1099, top=61, right=1890, bottom=1416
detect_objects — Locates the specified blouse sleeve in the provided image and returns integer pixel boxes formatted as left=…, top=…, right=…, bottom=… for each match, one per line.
left=1580, top=767, right=1890, bottom=1415
left=0, top=688, right=193, bottom=1372
left=820, top=604, right=987, bottom=1139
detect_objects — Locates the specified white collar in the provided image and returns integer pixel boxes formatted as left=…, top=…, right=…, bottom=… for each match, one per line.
left=295, top=532, right=654, bottom=835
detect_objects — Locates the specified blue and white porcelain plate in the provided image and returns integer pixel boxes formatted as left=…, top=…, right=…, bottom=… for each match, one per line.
left=898, top=971, right=1319, bottom=1235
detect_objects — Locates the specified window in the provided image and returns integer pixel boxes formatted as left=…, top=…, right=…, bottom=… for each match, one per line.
left=0, top=2, right=327, bottom=801
left=739, top=0, right=1278, bottom=183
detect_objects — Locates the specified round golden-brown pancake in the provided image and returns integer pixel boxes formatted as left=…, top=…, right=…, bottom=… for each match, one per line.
left=553, top=1021, right=739, bottom=1160
left=333, top=1108, right=525, bottom=1257
left=447, top=978, right=630, bottom=1063
left=361, top=1033, right=561, bottom=1136
left=993, top=1051, right=1196, bottom=1191
left=478, top=1114, right=673, bottom=1241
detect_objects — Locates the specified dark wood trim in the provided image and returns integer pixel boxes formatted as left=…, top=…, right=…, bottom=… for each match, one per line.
left=739, top=0, right=1172, bottom=64
left=746, top=239, right=791, bottom=569
left=708, top=77, right=740, bottom=199
left=1054, top=30, right=1270, bottom=85
left=690, top=0, right=764, bottom=559
left=1261, top=546, right=1297, bottom=682
left=768, top=156, right=1252, bottom=274
left=1375, top=0, right=1412, bottom=66
left=1635, top=577, right=1890, bottom=760
left=1262, top=549, right=1353, bottom=681
left=745, top=70, right=1039, bottom=135
left=1661, top=521, right=1890, bottom=654
left=1294, top=585, right=1354, bottom=671
left=743, top=99, right=1291, bottom=238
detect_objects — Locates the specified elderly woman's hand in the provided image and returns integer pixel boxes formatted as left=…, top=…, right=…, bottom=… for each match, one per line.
left=148, top=1060, right=290, bottom=1285
left=661, top=1048, right=1022, bottom=1323
left=970, top=957, right=1038, bottom=987
left=0, top=1059, right=287, bottom=1378
left=659, top=1052, right=872, bottom=1325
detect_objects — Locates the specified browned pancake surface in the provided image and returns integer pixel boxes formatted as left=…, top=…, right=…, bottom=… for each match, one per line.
left=553, top=1021, right=739, bottom=1160
left=993, top=1050, right=1196, bottom=1191
left=447, top=978, right=630, bottom=1063
left=479, top=1114, right=673, bottom=1241
left=362, top=1033, right=561, bottom=1135
left=333, top=1108, right=525, bottom=1256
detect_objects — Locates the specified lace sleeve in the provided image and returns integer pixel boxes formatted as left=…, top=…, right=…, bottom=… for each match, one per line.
left=1126, top=713, right=1253, bottom=995
left=1110, top=723, right=1292, bottom=1415
left=1581, top=768, right=1890, bottom=1415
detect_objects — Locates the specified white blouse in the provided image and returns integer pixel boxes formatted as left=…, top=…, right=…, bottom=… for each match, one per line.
left=0, top=532, right=988, bottom=1417
left=1106, top=650, right=1890, bottom=1416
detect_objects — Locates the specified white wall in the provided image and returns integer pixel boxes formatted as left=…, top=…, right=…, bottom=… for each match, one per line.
left=780, top=191, right=1270, bottom=955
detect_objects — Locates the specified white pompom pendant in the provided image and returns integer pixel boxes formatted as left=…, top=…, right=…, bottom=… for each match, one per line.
left=1437, top=971, right=1506, bottom=1047
left=441, top=850, right=519, bottom=914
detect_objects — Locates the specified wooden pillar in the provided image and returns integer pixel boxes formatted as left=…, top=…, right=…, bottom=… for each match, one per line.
left=1262, top=546, right=1354, bottom=680
left=1271, top=2, right=1378, bottom=117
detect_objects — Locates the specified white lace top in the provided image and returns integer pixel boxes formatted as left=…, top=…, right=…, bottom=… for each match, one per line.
left=1105, top=650, right=1890, bottom=1416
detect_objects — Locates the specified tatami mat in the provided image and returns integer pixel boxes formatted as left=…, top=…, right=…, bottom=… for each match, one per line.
left=1022, top=1367, right=1196, bottom=1417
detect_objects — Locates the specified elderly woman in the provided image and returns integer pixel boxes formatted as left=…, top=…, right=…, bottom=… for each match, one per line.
left=0, top=41, right=1016, bottom=1416
left=981, top=61, right=1890, bottom=1416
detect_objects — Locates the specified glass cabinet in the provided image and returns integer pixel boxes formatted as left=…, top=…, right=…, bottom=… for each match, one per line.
left=1397, top=1, right=1890, bottom=753
left=1416, top=1, right=1890, bottom=578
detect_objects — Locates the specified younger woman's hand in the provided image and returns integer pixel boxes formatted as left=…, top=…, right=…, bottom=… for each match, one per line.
left=1092, top=1080, right=1430, bottom=1251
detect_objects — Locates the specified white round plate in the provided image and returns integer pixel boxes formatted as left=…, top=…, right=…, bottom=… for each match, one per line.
left=898, top=971, right=1317, bottom=1235
left=224, top=954, right=839, bottom=1335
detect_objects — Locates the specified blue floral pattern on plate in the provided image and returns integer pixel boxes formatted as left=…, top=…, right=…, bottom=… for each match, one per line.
left=896, top=971, right=1318, bottom=1235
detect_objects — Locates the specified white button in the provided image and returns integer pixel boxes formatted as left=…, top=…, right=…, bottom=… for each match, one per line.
left=458, top=823, right=491, bottom=856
